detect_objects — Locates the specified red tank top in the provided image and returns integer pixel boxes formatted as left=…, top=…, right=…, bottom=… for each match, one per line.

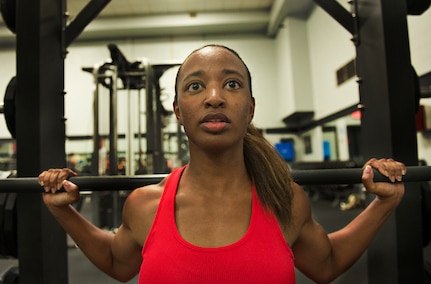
left=139, top=166, right=295, bottom=283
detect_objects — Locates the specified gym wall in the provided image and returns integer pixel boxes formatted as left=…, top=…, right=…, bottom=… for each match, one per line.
left=0, top=5, right=430, bottom=163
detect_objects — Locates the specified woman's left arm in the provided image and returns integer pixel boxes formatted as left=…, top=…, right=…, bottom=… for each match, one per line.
left=293, top=158, right=405, bottom=283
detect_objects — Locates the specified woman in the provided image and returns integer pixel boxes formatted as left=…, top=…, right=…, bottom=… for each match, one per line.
left=39, top=45, right=406, bottom=283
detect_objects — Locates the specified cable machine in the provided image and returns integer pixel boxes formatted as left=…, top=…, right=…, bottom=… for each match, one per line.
left=83, top=44, right=181, bottom=177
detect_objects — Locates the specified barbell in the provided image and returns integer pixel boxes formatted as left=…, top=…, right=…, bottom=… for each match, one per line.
left=0, top=165, right=430, bottom=257
left=0, top=166, right=430, bottom=193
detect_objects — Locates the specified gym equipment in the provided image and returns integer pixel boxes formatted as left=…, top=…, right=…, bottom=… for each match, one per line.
left=0, top=193, right=8, bottom=255
left=13, top=1, right=112, bottom=282
left=107, top=43, right=146, bottom=90
left=0, top=165, right=429, bottom=258
left=0, top=166, right=429, bottom=193
left=8, top=0, right=428, bottom=282
left=406, top=0, right=431, bottom=15
left=0, top=0, right=16, bottom=33
left=0, top=265, right=19, bottom=284
left=0, top=192, right=16, bottom=257
left=3, top=193, right=16, bottom=257
left=3, top=77, right=16, bottom=138
left=84, top=44, right=180, bottom=176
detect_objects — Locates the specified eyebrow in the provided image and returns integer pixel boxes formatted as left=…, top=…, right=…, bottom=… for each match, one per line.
left=222, top=68, right=246, bottom=79
left=182, top=70, right=204, bottom=82
left=182, top=68, right=245, bottom=82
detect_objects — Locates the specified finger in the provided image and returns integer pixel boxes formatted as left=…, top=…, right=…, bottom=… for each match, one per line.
left=48, top=170, right=61, bottom=193
left=58, top=168, right=77, bottom=178
left=40, top=169, right=55, bottom=192
left=56, top=170, right=70, bottom=190
left=57, top=169, right=78, bottom=191
left=395, top=161, right=406, bottom=182
left=382, top=159, right=406, bottom=183
left=366, top=158, right=398, bottom=183
left=38, top=171, right=47, bottom=186
left=383, top=159, right=397, bottom=183
left=42, top=168, right=76, bottom=192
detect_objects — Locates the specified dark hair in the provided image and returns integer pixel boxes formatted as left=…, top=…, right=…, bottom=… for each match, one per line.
left=175, top=44, right=294, bottom=227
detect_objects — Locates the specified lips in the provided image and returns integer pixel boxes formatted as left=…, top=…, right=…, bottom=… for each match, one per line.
left=200, top=113, right=230, bottom=132
left=201, top=113, right=230, bottom=123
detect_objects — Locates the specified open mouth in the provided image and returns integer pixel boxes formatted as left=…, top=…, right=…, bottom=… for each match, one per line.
left=201, top=113, right=230, bottom=123
left=201, top=113, right=230, bottom=132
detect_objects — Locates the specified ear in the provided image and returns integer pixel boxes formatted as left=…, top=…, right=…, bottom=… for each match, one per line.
left=249, top=97, right=255, bottom=123
left=173, top=101, right=183, bottom=125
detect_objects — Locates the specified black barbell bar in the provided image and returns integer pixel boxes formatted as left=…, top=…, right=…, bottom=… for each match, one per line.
left=291, top=166, right=431, bottom=185
left=0, top=166, right=430, bottom=193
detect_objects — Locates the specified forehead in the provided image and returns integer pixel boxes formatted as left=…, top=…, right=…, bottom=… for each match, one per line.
left=179, top=46, right=248, bottom=77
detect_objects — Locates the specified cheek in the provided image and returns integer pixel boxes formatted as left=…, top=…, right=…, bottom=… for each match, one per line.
left=236, top=101, right=254, bottom=121
left=176, top=104, right=195, bottom=126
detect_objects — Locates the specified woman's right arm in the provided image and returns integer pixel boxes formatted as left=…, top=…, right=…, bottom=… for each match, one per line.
left=39, top=169, right=143, bottom=282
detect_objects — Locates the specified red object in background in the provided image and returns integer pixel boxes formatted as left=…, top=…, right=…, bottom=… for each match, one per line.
left=351, top=110, right=362, bottom=120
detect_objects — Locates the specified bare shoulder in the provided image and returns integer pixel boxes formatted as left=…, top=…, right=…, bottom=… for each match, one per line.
left=121, top=176, right=168, bottom=244
left=126, top=177, right=167, bottom=208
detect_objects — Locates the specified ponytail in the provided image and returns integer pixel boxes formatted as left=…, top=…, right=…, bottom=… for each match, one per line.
left=243, top=123, right=294, bottom=227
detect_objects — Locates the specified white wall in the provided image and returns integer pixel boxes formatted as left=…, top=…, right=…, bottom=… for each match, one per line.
left=281, top=6, right=358, bottom=161
left=408, top=9, right=431, bottom=164
left=0, top=49, right=16, bottom=138
left=409, top=9, right=431, bottom=75
left=1, top=6, right=431, bottom=163
left=307, top=6, right=358, bottom=119
left=63, top=34, right=279, bottom=139
left=295, top=5, right=431, bottom=163
left=275, top=18, right=314, bottom=118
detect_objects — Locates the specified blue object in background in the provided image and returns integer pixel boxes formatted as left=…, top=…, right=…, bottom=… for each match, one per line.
left=275, top=141, right=295, bottom=162
left=323, top=140, right=331, bottom=160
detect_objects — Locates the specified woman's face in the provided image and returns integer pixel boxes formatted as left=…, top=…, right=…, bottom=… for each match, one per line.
left=174, top=46, right=255, bottom=153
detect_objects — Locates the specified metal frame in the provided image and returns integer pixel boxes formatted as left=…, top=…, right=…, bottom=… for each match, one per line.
left=14, top=0, right=110, bottom=283
left=13, top=0, right=426, bottom=282
left=314, top=0, right=423, bottom=282
left=15, top=0, right=68, bottom=283
left=356, top=1, right=423, bottom=282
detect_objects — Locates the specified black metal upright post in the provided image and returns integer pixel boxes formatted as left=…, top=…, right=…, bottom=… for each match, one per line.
left=145, top=63, right=162, bottom=173
left=314, top=0, right=423, bottom=282
left=153, top=71, right=165, bottom=173
left=15, top=0, right=68, bottom=283
left=109, top=69, right=119, bottom=175
left=356, top=0, right=423, bottom=283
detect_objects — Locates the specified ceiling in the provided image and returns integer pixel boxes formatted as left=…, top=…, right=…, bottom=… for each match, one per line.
left=0, top=0, right=315, bottom=46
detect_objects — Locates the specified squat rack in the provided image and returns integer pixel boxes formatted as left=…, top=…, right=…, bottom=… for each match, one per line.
left=314, top=1, right=423, bottom=283
left=11, top=0, right=428, bottom=283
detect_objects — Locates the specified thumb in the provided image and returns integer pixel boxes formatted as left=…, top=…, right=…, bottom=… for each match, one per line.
left=362, top=165, right=376, bottom=193
left=62, top=180, right=78, bottom=192
left=61, top=180, right=80, bottom=204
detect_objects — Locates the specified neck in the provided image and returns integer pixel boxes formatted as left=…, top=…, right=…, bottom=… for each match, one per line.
left=182, top=148, right=251, bottom=195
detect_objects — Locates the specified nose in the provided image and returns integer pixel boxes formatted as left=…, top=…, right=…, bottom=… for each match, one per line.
left=205, top=86, right=225, bottom=108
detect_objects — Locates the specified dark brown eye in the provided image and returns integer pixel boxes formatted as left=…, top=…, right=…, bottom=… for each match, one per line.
left=226, top=80, right=240, bottom=89
left=188, top=82, right=202, bottom=92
